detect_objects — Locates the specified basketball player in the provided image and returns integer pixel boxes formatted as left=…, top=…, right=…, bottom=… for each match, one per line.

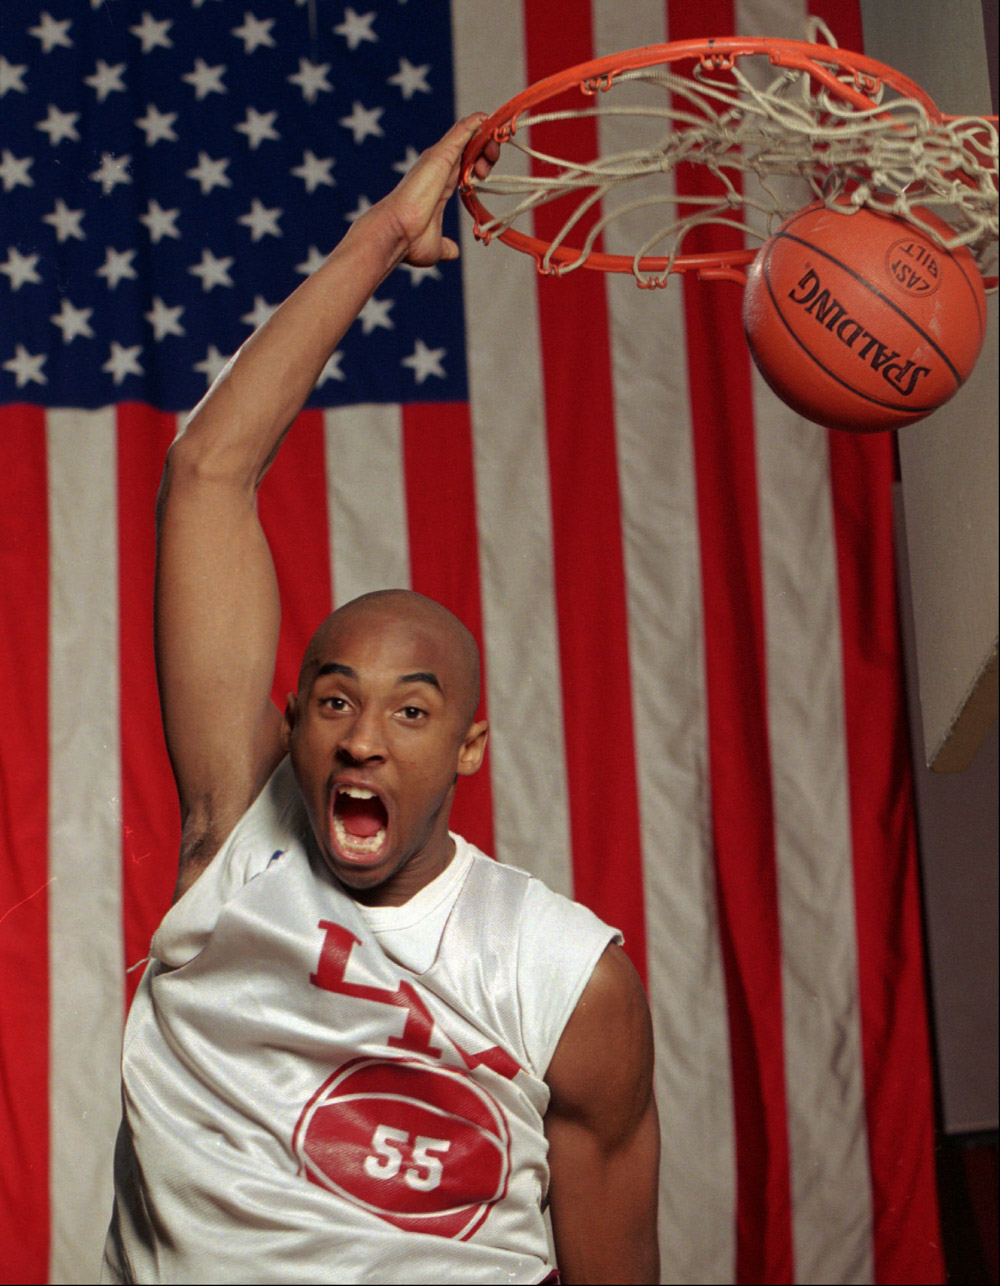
left=103, top=117, right=660, bottom=1285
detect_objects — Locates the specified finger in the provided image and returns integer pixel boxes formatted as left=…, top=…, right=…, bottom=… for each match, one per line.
left=462, top=124, right=499, bottom=183
left=432, top=113, right=488, bottom=168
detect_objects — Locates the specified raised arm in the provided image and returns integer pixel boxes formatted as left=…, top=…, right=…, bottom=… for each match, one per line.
left=156, top=116, right=491, bottom=898
left=544, top=943, right=661, bottom=1284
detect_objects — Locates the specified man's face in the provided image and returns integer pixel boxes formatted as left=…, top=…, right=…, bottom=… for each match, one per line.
left=283, top=603, right=487, bottom=906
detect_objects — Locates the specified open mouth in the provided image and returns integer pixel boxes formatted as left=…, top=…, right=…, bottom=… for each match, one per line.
left=331, top=785, right=389, bottom=862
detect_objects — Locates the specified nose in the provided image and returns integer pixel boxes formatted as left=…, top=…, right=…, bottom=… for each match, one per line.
left=335, top=706, right=386, bottom=764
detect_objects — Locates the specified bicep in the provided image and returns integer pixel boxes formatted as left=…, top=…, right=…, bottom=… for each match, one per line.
left=544, top=944, right=660, bottom=1284
left=155, top=435, right=285, bottom=875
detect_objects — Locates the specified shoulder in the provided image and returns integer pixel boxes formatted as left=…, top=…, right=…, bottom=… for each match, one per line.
left=545, top=942, right=654, bottom=1126
left=455, top=840, right=623, bottom=1075
left=459, top=845, right=621, bottom=966
left=461, top=841, right=618, bottom=940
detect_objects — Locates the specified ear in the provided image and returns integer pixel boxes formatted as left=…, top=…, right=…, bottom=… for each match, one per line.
left=456, top=719, right=489, bottom=777
left=281, top=692, right=298, bottom=749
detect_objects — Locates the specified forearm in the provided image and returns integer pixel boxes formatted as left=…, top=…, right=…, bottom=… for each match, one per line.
left=174, top=208, right=405, bottom=493
left=172, top=112, right=486, bottom=490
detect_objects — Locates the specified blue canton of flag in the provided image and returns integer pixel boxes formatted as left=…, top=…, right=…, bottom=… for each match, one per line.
left=0, top=0, right=466, bottom=411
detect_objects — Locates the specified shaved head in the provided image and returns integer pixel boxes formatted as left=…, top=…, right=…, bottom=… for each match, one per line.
left=299, top=590, right=482, bottom=727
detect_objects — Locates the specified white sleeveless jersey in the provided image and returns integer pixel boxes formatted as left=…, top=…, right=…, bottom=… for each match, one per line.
left=103, top=759, right=620, bottom=1285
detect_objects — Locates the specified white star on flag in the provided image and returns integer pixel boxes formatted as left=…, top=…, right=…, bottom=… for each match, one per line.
left=194, top=345, right=231, bottom=384
left=50, top=300, right=95, bottom=344
left=145, top=298, right=185, bottom=340
left=3, top=344, right=47, bottom=387
left=183, top=59, right=227, bottom=98
left=0, top=151, right=34, bottom=192
left=334, top=9, right=378, bottom=50
left=85, top=60, right=127, bottom=101
left=400, top=263, right=442, bottom=286
left=238, top=199, right=283, bottom=242
left=43, top=199, right=86, bottom=242
left=188, top=249, right=235, bottom=291
left=90, top=153, right=132, bottom=195
left=130, top=13, right=173, bottom=54
left=287, top=59, right=332, bottom=103
left=1, top=248, right=42, bottom=290
left=0, top=58, right=29, bottom=96
left=28, top=13, right=74, bottom=53
left=232, top=14, right=276, bottom=54
left=295, top=245, right=327, bottom=276
left=36, top=105, right=81, bottom=146
left=388, top=58, right=431, bottom=99
left=358, top=296, right=395, bottom=334
left=97, top=248, right=139, bottom=289
left=340, top=102, right=384, bottom=144
left=291, top=151, right=335, bottom=192
left=235, top=108, right=280, bottom=149
left=103, top=342, right=143, bottom=385
left=140, top=200, right=182, bottom=243
left=186, top=152, right=232, bottom=194
left=241, top=296, right=279, bottom=330
left=392, top=147, right=421, bottom=175
left=134, top=105, right=178, bottom=146
left=345, top=195, right=373, bottom=223
left=317, top=350, right=346, bottom=384
left=402, top=338, right=446, bottom=384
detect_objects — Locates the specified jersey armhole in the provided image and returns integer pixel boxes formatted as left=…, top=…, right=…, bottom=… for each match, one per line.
left=151, top=758, right=301, bottom=968
left=515, top=880, right=622, bottom=1078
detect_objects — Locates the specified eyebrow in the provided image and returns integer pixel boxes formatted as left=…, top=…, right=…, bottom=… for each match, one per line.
left=400, top=671, right=443, bottom=693
left=315, top=662, right=357, bottom=681
left=314, top=662, right=442, bottom=694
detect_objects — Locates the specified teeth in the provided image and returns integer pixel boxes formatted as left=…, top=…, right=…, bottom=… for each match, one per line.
left=333, top=813, right=385, bottom=854
left=337, top=785, right=376, bottom=799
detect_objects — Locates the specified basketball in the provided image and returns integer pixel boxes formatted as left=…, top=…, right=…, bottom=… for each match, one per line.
left=742, top=202, right=987, bottom=432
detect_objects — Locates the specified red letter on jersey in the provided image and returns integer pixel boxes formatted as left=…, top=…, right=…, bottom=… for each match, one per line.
left=311, top=921, right=521, bottom=1080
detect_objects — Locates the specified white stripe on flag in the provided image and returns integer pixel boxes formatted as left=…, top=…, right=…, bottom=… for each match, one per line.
left=733, top=0, right=878, bottom=1268
left=452, top=1, right=575, bottom=899
left=591, top=3, right=738, bottom=1279
left=47, top=409, right=123, bottom=1284
left=324, top=404, right=411, bottom=606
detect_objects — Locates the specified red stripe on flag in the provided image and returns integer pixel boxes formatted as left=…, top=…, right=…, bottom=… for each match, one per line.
left=0, top=406, right=50, bottom=1284
left=827, top=431, right=944, bottom=1285
left=667, top=0, right=794, bottom=1278
left=117, top=405, right=182, bottom=1004
left=257, top=410, right=332, bottom=708
left=810, top=5, right=943, bottom=1278
left=807, top=0, right=865, bottom=55
left=401, top=401, right=494, bottom=857
left=522, top=3, right=649, bottom=981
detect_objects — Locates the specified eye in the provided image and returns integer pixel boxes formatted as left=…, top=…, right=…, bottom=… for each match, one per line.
left=399, top=705, right=427, bottom=721
left=319, top=695, right=350, bottom=712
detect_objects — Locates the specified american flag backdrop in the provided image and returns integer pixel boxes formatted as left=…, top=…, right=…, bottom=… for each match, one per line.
left=0, top=1, right=945, bottom=1283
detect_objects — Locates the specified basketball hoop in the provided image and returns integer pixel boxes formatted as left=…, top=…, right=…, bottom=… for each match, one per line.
left=459, top=30, right=998, bottom=289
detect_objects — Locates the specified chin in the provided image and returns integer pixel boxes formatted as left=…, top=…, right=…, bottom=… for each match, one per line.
left=323, top=843, right=396, bottom=894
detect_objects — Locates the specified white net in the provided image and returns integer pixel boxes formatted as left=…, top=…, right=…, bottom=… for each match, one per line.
left=466, top=40, right=999, bottom=288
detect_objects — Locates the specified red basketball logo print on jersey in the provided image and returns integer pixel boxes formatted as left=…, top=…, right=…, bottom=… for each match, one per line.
left=293, top=1056, right=511, bottom=1240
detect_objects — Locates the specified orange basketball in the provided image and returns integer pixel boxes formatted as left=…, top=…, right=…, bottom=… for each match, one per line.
left=742, top=201, right=987, bottom=432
